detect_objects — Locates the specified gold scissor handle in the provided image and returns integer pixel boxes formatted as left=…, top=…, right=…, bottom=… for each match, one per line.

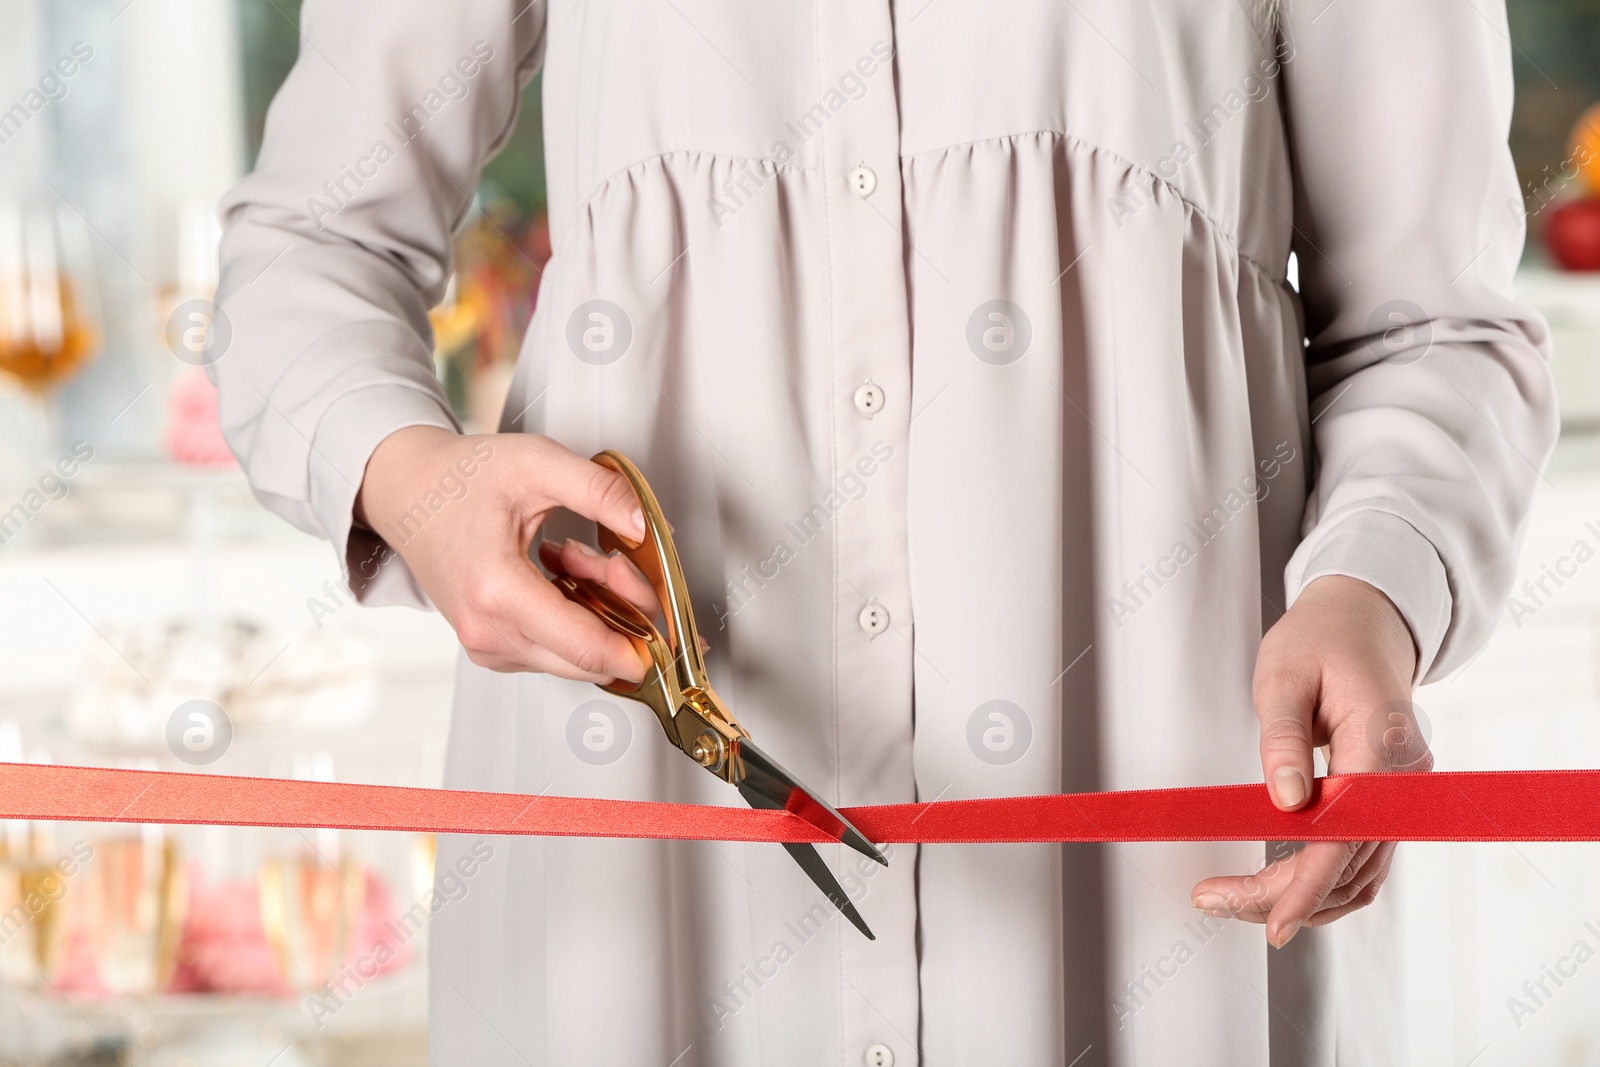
left=553, top=451, right=747, bottom=781
left=551, top=573, right=678, bottom=728
left=589, top=450, right=713, bottom=693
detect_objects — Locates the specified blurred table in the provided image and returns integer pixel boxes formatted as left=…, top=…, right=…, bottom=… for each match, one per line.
left=1404, top=440, right=1600, bottom=1066
left=1517, top=265, right=1600, bottom=432
left=0, top=460, right=455, bottom=1066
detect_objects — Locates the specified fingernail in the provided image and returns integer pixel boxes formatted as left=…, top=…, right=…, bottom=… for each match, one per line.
left=1271, top=919, right=1302, bottom=948
left=630, top=508, right=646, bottom=537
left=1192, top=893, right=1229, bottom=916
left=566, top=538, right=604, bottom=559
left=1274, top=767, right=1308, bottom=808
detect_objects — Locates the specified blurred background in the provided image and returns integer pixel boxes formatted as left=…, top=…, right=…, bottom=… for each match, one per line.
left=0, top=1, right=1597, bottom=1064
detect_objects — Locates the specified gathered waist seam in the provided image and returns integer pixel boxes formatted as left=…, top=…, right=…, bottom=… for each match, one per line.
left=557, top=134, right=1286, bottom=285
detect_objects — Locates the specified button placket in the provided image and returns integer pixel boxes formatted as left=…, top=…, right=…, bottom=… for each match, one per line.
left=819, top=5, right=919, bottom=1061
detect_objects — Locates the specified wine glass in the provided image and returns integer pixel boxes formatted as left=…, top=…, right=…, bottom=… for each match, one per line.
left=0, top=201, right=100, bottom=394
left=0, top=201, right=102, bottom=503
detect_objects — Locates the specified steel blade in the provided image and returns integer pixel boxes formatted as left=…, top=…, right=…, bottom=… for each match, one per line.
left=780, top=842, right=875, bottom=940
left=734, top=738, right=889, bottom=866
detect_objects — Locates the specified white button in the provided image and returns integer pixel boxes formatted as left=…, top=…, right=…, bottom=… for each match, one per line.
left=857, top=603, right=890, bottom=635
left=864, top=1045, right=895, bottom=1067
left=849, top=165, right=877, bottom=198
left=853, top=382, right=885, bottom=417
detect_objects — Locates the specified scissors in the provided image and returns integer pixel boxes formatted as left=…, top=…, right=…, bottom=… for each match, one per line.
left=552, top=450, right=887, bottom=939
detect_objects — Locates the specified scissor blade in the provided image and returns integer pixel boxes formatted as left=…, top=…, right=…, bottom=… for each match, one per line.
left=733, top=738, right=888, bottom=866
left=780, top=842, right=875, bottom=940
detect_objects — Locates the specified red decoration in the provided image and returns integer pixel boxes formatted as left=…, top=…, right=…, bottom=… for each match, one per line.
left=1544, top=197, right=1600, bottom=272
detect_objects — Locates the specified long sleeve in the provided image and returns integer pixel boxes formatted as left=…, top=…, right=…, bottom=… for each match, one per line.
left=1277, top=0, right=1559, bottom=681
left=211, top=0, right=547, bottom=607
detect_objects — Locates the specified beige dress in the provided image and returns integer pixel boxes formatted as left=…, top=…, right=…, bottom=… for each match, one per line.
left=213, top=0, right=1557, bottom=1063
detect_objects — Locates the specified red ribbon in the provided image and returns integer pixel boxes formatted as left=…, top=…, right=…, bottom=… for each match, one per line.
left=2, top=763, right=1595, bottom=843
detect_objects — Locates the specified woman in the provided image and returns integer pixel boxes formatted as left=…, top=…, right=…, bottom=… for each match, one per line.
left=213, top=1, right=1556, bottom=1063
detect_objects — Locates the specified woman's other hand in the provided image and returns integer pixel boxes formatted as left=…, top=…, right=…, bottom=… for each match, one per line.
left=1190, top=575, right=1429, bottom=947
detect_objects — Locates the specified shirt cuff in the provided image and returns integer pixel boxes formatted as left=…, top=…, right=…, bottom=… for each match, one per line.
left=309, top=381, right=459, bottom=609
left=1284, top=510, right=1453, bottom=683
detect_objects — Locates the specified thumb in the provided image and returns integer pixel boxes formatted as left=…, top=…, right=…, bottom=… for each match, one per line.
left=1254, top=648, right=1320, bottom=812
left=532, top=440, right=647, bottom=542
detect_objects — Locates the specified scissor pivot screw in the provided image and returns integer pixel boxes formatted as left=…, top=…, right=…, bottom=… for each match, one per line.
left=690, top=732, right=725, bottom=768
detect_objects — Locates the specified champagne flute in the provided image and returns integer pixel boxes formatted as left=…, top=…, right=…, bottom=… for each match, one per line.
left=259, top=752, right=366, bottom=989
left=84, top=824, right=187, bottom=995
left=258, top=849, right=365, bottom=990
